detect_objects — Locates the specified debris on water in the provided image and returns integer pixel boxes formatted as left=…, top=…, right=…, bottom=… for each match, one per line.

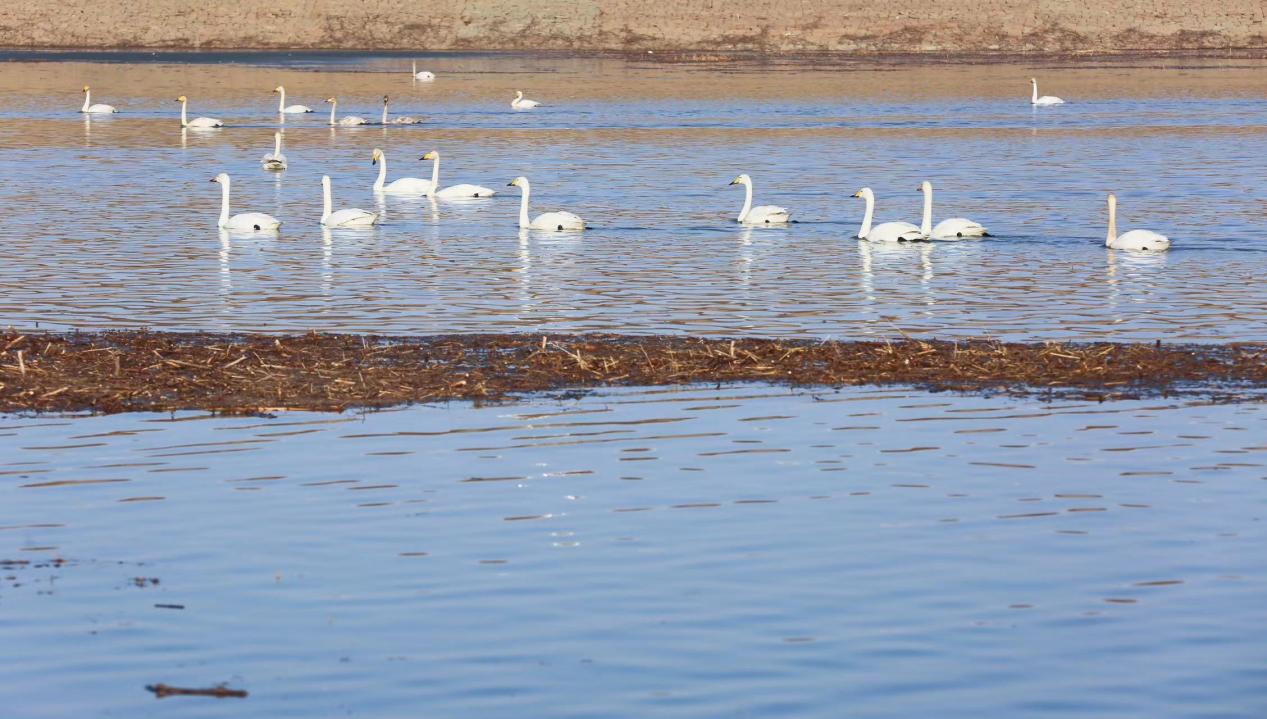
left=146, top=683, right=247, bottom=699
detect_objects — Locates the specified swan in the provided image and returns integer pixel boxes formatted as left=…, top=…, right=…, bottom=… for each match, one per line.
left=728, top=174, right=790, bottom=225
left=325, top=97, right=368, bottom=126
left=507, top=176, right=584, bottom=230
left=80, top=86, right=117, bottom=114
left=381, top=96, right=421, bottom=125
left=321, top=175, right=379, bottom=227
left=1106, top=193, right=1170, bottom=251
left=411, top=61, right=436, bottom=81
left=261, top=132, right=287, bottom=171
left=854, top=187, right=925, bottom=242
left=273, top=86, right=313, bottom=114
left=370, top=148, right=435, bottom=195
left=177, top=95, right=222, bottom=128
left=420, top=151, right=497, bottom=198
left=511, top=91, right=541, bottom=110
left=919, top=181, right=988, bottom=239
left=211, top=173, right=281, bottom=231
left=1031, top=78, right=1065, bottom=106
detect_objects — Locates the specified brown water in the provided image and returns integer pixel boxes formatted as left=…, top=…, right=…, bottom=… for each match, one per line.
left=1, top=54, right=1266, bottom=339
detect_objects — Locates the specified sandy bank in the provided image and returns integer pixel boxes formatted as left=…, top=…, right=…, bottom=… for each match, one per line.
left=1, top=1, right=1265, bottom=54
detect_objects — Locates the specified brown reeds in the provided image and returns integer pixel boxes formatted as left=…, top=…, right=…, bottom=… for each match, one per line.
left=1, top=330, right=1264, bottom=415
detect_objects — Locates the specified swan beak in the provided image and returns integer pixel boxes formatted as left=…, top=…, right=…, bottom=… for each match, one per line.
left=506, top=182, right=515, bottom=187
left=852, top=191, right=862, bottom=198
left=728, top=180, right=738, bottom=185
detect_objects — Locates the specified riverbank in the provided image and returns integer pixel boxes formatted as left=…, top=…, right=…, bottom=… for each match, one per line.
left=2, top=332, right=1265, bottom=414
left=2, top=1, right=1265, bottom=55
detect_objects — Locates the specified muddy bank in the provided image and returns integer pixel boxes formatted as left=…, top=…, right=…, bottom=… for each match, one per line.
left=1, top=331, right=1265, bottom=414
left=1, top=1, right=1265, bottom=54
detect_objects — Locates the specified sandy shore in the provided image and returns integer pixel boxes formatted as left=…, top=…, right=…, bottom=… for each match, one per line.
left=2, top=1, right=1265, bottom=54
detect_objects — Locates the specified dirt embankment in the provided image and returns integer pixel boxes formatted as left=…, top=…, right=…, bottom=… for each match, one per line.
left=1, top=1, right=1265, bottom=54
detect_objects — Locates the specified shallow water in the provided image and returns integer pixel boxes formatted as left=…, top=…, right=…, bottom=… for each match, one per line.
left=1, top=54, right=1267, bottom=340
left=3, top=386, right=1266, bottom=717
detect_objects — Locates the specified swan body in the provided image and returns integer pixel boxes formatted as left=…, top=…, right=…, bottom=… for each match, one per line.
left=211, top=173, right=281, bottom=231
left=420, top=151, right=497, bottom=198
left=919, top=181, right=988, bottom=239
left=381, top=96, right=421, bottom=125
left=511, top=91, right=541, bottom=110
left=273, top=86, right=313, bottom=113
left=261, top=132, right=287, bottom=171
left=1031, top=78, right=1065, bottom=106
left=854, top=187, right=925, bottom=242
left=411, top=62, right=436, bottom=81
left=729, top=174, right=790, bottom=225
left=1106, top=194, right=1170, bottom=251
left=371, top=148, right=435, bottom=195
left=80, top=86, right=117, bottom=114
left=321, top=175, right=378, bottom=227
left=325, top=97, right=368, bottom=126
left=508, top=176, right=584, bottom=230
left=177, top=95, right=222, bottom=128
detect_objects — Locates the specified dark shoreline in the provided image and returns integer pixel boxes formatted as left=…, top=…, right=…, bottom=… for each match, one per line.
left=2, top=331, right=1266, bottom=415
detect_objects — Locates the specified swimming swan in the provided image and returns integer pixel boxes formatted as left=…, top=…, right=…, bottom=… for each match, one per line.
left=729, top=174, right=790, bottom=225
left=854, top=187, right=925, bottom=242
left=919, top=181, right=988, bottom=239
left=420, top=151, right=497, bottom=198
left=325, top=97, right=368, bottom=126
left=511, top=91, right=541, bottom=110
left=273, top=86, right=313, bottom=114
left=411, top=62, right=436, bottom=81
left=1031, top=78, right=1065, bottom=106
left=261, top=132, right=287, bottom=171
left=177, top=95, right=222, bottom=128
left=370, top=148, right=434, bottom=195
left=508, top=176, right=584, bottom=230
left=80, top=86, right=117, bottom=114
left=321, top=175, right=378, bottom=227
left=381, top=96, right=421, bottom=125
left=1105, top=193, right=1170, bottom=251
left=211, top=173, right=281, bottom=231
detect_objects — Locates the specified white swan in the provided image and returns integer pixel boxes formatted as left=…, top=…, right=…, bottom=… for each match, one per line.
left=80, top=86, right=117, bottom=114
left=325, top=97, right=368, bottom=126
left=321, top=175, right=378, bottom=227
left=511, top=91, right=541, bottom=110
left=508, top=176, right=584, bottom=230
left=411, top=61, right=436, bottom=81
left=854, top=187, right=925, bottom=242
left=370, top=148, right=434, bottom=195
left=261, top=132, right=287, bottom=171
left=1106, top=193, right=1170, bottom=251
left=381, top=96, right=421, bottom=125
left=728, top=174, right=790, bottom=225
left=919, top=181, right=988, bottom=239
left=273, top=86, right=312, bottom=114
left=420, top=151, right=497, bottom=199
left=177, top=95, right=222, bottom=128
left=211, top=173, right=281, bottom=231
left=1031, top=78, right=1065, bottom=106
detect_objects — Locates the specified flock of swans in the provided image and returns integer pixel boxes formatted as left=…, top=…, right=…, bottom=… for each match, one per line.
left=83, top=71, right=1172, bottom=250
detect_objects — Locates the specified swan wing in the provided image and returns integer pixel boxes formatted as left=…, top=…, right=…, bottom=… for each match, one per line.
left=86, top=103, right=117, bottom=113
left=868, top=221, right=926, bottom=243
left=531, top=211, right=584, bottom=230
left=435, top=184, right=497, bottom=199
left=283, top=104, right=313, bottom=113
left=932, top=217, right=988, bottom=239
left=339, top=116, right=369, bottom=126
left=1034, top=96, right=1064, bottom=105
left=1110, top=230, right=1170, bottom=251
left=383, top=178, right=436, bottom=195
left=189, top=116, right=222, bottom=128
left=325, top=209, right=379, bottom=227
left=390, top=116, right=421, bottom=124
left=226, top=212, right=281, bottom=231
left=742, top=205, right=791, bottom=225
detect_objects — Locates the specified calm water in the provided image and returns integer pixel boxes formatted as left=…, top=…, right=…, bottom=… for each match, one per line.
left=1, top=54, right=1266, bottom=340
left=3, top=386, right=1266, bottom=717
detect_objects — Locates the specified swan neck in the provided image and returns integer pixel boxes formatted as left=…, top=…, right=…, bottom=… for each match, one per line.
left=277, top=88, right=285, bottom=112
left=218, top=180, right=230, bottom=228
left=430, top=154, right=440, bottom=189
left=859, top=194, right=874, bottom=238
left=1107, top=198, right=1117, bottom=244
left=328, top=100, right=336, bottom=126
left=921, top=185, right=932, bottom=235
left=81, top=90, right=90, bottom=112
left=322, top=179, right=332, bottom=222
left=180, top=99, right=188, bottom=127
left=374, top=154, right=386, bottom=191
left=1031, top=82, right=1038, bottom=103
left=518, top=182, right=531, bottom=228
left=738, top=181, right=752, bottom=222
left=381, top=102, right=388, bottom=124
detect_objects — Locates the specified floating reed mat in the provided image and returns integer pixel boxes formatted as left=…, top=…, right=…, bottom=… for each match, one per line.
left=1, top=331, right=1265, bottom=414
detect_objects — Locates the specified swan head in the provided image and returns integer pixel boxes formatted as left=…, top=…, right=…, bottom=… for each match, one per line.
left=420, top=150, right=438, bottom=161
left=371, top=148, right=383, bottom=165
left=273, top=86, right=283, bottom=94
left=82, top=85, right=90, bottom=92
left=1108, top=192, right=1117, bottom=208
left=383, top=95, right=390, bottom=105
left=514, top=90, right=523, bottom=99
left=852, top=188, right=874, bottom=200
left=508, top=176, right=528, bottom=188
left=211, top=172, right=229, bottom=184
left=729, top=174, right=751, bottom=187
left=321, top=174, right=331, bottom=187
left=919, top=180, right=932, bottom=192
left=1030, top=78, right=1037, bottom=85
left=176, top=95, right=188, bottom=102
left=324, top=97, right=336, bottom=104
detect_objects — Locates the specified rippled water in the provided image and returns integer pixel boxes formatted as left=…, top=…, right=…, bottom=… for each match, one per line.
left=1, top=54, right=1266, bottom=340
left=3, top=386, right=1266, bottom=717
